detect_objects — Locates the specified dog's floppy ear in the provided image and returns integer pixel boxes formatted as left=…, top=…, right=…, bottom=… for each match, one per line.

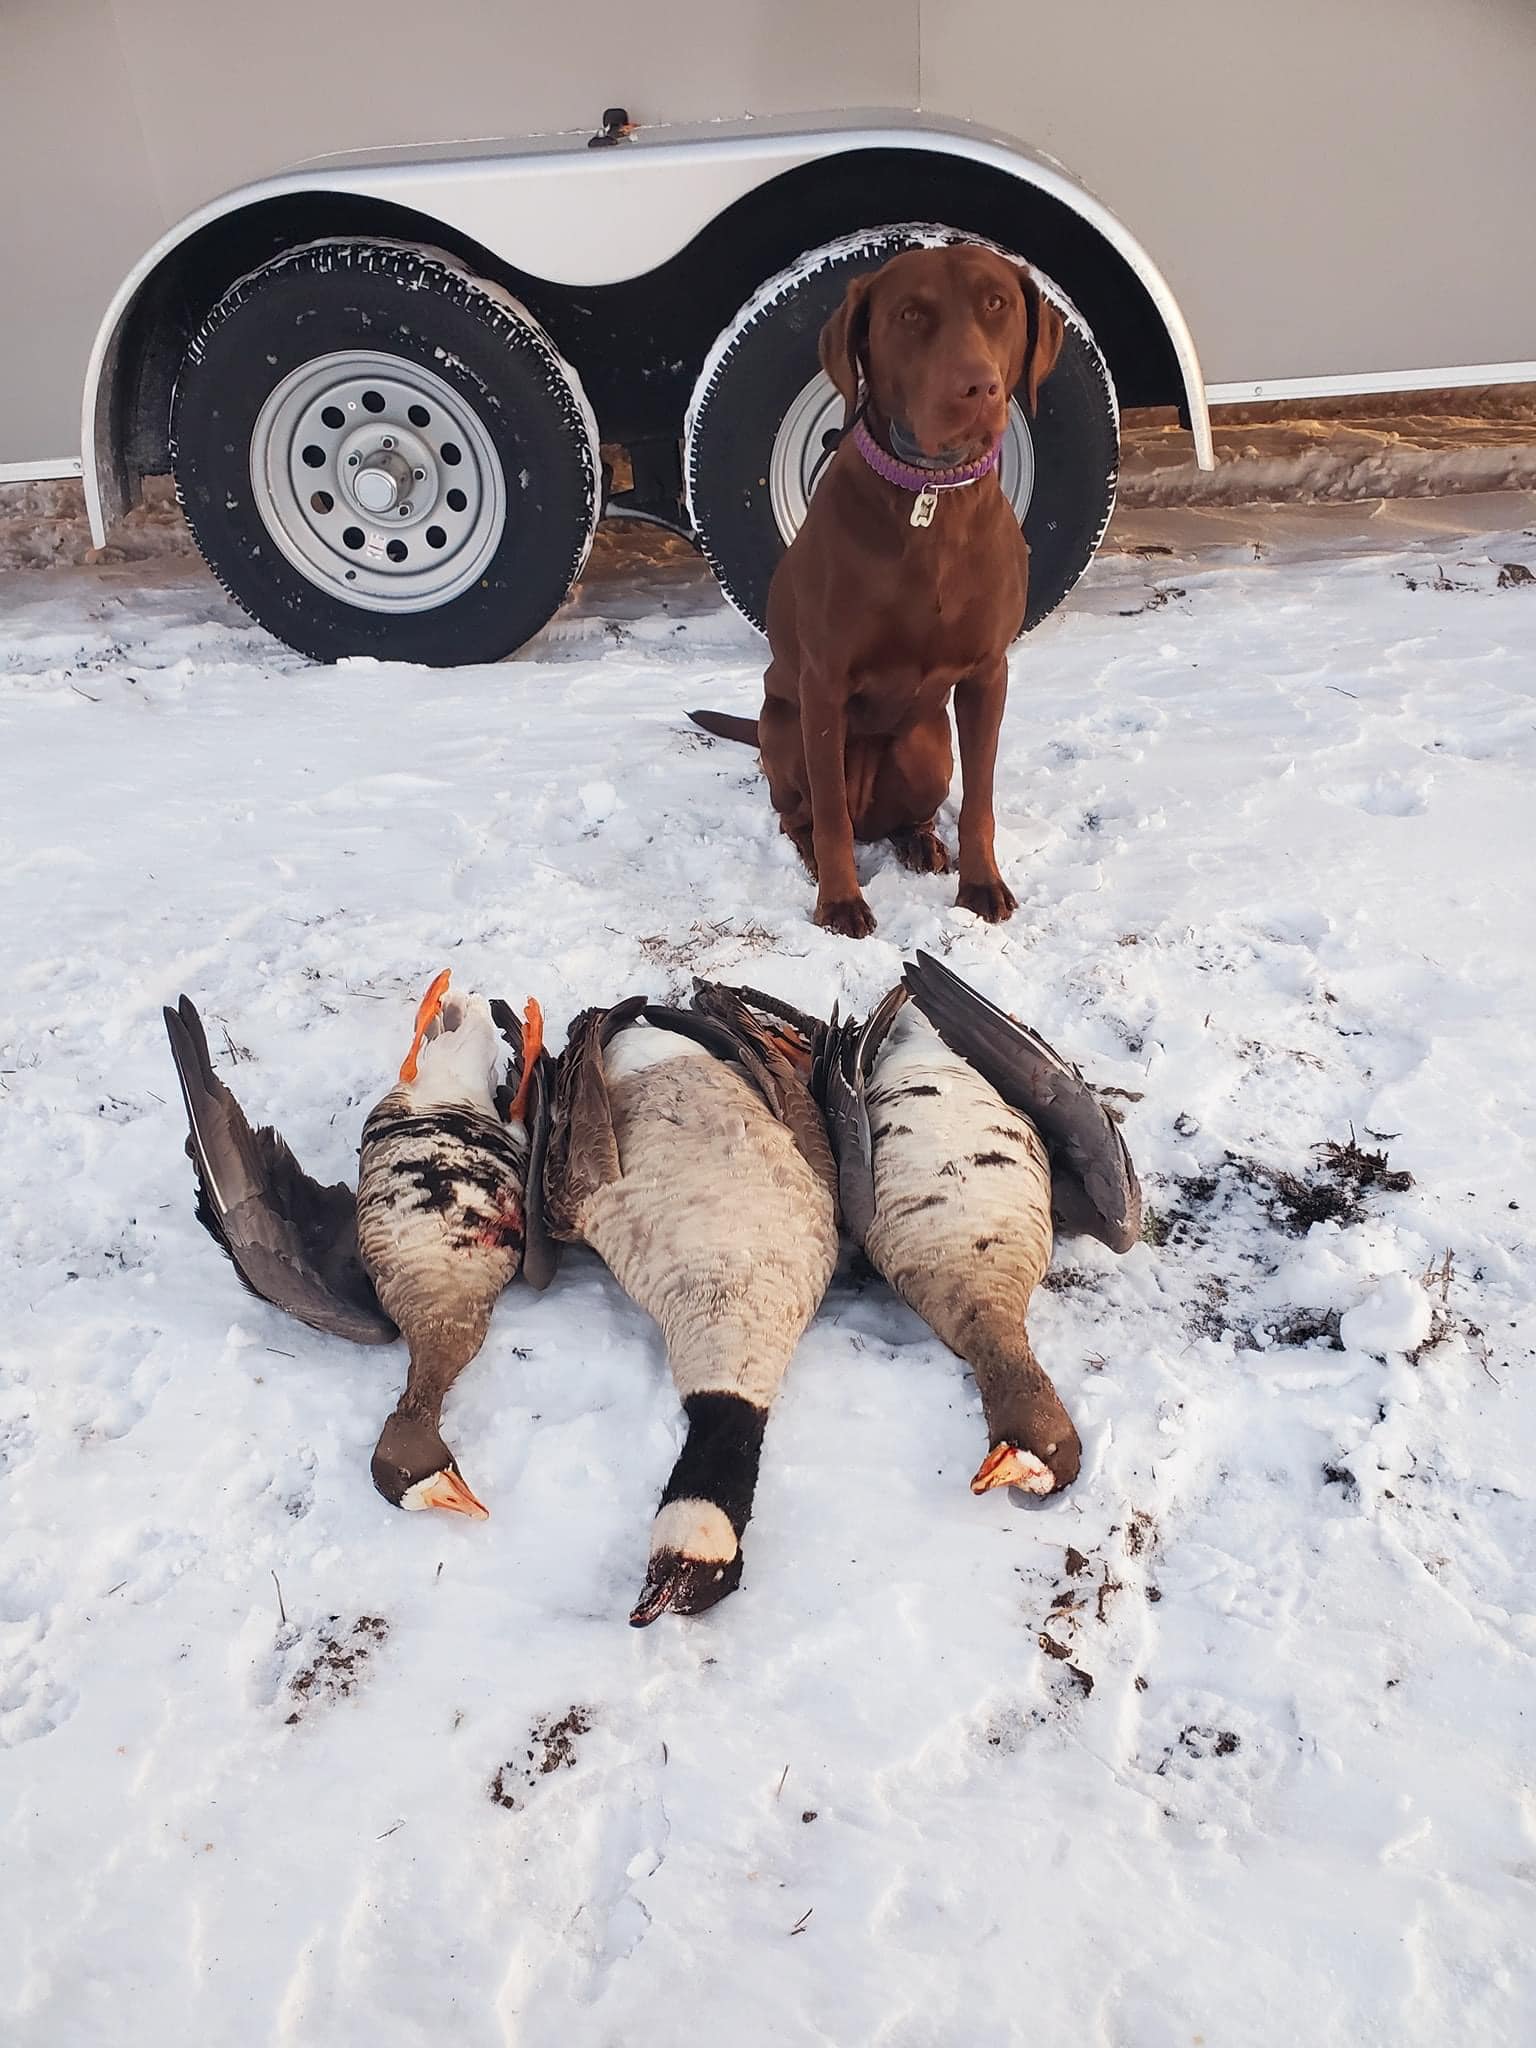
left=1016, top=268, right=1066, bottom=417
left=819, top=275, right=873, bottom=432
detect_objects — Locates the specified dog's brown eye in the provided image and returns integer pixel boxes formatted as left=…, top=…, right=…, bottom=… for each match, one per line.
left=985, top=293, right=1006, bottom=313
left=901, top=305, right=922, bottom=324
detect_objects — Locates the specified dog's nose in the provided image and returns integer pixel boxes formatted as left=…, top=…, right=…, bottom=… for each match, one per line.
left=957, top=364, right=1002, bottom=403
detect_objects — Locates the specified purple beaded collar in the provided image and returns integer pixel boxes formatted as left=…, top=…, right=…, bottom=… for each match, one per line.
left=851, top=417, right=1002, bottom=496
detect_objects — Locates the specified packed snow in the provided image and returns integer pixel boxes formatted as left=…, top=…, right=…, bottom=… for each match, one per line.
left=3, top=490, right=1535, bottom=2046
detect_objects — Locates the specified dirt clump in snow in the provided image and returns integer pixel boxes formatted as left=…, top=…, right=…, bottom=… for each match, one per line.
left=1155, top=1138, right=1413, bottom=1243
left=488, top=1706, right=594, bottom=1807
left=285, top=1615, right=390, bottom=1724
left=1038, top=1264, right=1097, bottom=1294
left=1187, top=1273, right=1257, bottom=1349
left=1267, top=1305, right=1346, bottom=1350
left=1322, top=1461, right=1361, bottom=1502
left=1124, top=1510, right=1158, bottom=1559
left=1140, top=1173, right=1220, bottom=1247
left=1176, top=1725, right=1242, bottom=1761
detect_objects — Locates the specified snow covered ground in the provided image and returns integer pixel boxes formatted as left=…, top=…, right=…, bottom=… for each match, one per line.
left=3, top=494, right=1535, bottom=2047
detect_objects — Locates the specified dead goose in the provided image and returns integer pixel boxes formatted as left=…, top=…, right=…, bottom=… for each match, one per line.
left=164, top=971, right=555, bottom=1517
left=544, top=989, right=837, bottom=1624
left=817, top=951, right=1141, bottom=1498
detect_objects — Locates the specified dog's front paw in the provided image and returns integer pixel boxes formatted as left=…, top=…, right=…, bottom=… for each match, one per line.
left=891, top=825, right=952, bottom=875
left=957, top=877, right=1018, bottom=923
left=815, top=893, right=878, bottom=940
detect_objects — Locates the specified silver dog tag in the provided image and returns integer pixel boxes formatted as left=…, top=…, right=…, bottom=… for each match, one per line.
left=910, top=486, right=938, bottom=528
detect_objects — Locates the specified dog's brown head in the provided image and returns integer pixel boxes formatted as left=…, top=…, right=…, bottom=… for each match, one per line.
left=819, top=245, right=1065, bottom=462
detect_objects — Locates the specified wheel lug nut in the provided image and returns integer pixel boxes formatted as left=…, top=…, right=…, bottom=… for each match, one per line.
left=413, top=468, right=425, bottom=481
left=399, top=503, right=413, bottom=517
left=347, top=453, right=359, bottom=466
left=381, top=436, right=395, bottom=450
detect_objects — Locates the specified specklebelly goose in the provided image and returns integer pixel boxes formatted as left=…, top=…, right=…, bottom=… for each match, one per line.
left=817, top=951, right=1142, bottom=1497
left=164, top=971, right=555, bottom=1517
left=544, top=988, right=838, bottom=1624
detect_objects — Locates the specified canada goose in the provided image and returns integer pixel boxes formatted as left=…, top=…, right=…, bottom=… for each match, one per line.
left=544, top=989, right=837, bottom=1623
left=164, top=972, right=554, bottom=1516
left=817, top=951, right=1141, bottom=1496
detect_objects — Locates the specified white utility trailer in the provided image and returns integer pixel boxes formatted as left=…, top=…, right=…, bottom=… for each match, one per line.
left=5, top=1, right=1533, bottom=662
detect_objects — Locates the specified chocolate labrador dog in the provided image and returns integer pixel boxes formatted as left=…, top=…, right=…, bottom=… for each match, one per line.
left=692, top=243, right=1064, bottom=938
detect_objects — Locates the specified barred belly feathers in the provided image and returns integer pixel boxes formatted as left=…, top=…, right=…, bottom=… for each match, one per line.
left=166, top=971, right=554, bottom=1519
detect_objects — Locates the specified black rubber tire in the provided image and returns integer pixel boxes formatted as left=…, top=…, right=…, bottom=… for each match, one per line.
left=685, top=226, right=1119, bottom=636
left=171, top=242, right=599, bottom=666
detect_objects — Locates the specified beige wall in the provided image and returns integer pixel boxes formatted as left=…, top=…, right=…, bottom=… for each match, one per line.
left=0, top=0, right=164, bottom=464
left=922, top=0, right=1536, bottom=385
left=110, top=0, right=918, bottom=218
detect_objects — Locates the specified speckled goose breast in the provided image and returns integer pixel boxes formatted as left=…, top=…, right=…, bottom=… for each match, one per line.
left=863, top=1006, right=1053, bottom=1353
left=356, top=1091, right=529, bottom=1335
left=578, top=1045, right=838, bottom=1410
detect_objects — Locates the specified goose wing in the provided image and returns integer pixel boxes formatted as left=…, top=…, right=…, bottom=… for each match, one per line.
left=489, top=997, right=560, bottom=1291
left=544, top=998, right=646, bottom=1239
left=901, top=952, right=1143, bottom=1253
left=695, top=982, right=830, bottom=1057
left=677, top=983, right=837, bottom=1204
left=814, top=985, right=909, bottom=1247
left=163, top=996, right=397, bottom=1342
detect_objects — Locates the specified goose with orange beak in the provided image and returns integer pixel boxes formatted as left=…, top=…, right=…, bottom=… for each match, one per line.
left=165, top=972, right=555, bottom=1519
left=816, top=953, right=1142, bottom=1500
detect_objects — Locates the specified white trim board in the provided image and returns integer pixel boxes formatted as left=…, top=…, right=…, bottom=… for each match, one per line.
left=0, top=457, right=83, bottom=483
left=1207, top=362, right=1536, bottom=406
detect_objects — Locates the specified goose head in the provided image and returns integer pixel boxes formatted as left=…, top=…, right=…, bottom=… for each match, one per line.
left=370, top=1408, right=490, bottom=1519
left=397, top=976, right=519, bottom=1116
left=629, top=1499, right=745, bottom=1626
left=971, top=1407, right=1082, bottom=1499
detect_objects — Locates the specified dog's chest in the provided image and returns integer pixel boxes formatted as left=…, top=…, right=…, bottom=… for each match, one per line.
left=886, top=508, right=1026, bottom=660
left=853, top=564, right=1023, bottom=690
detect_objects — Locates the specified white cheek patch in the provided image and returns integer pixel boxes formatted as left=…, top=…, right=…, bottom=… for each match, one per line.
left=604, top=1022, right=715, bottom=1083
left=1011, top=1452, right=1057, bottom=1496
left=398, top=1475, right=440, bottom=1513
left=650, top=1498, right=738, bottom=1563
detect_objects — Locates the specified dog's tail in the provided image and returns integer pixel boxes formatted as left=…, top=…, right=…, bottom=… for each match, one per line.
left=688, top=709, right=760, bottom=746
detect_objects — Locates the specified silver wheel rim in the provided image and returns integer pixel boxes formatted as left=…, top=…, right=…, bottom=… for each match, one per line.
left=249, top=350, right=506, bottom=613
left=767, top=372, right=1036, bottom=544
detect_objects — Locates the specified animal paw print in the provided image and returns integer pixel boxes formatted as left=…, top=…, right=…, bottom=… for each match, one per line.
left=974, top=1700, right=1055, bottom=1756
left=69, top=1323, right=166, bottom=1445
left=872, top=1867, right=974, bottom=1959
left=264, top=1444, right=318, bottom=1522
left=1132, top=1690, right=1285, bottom=1839
left=0, top=1406, right=35, bottom=1482
left=0, top=1608, right=78, bottom=1748
left=96, top=1525, right=202, bottom=1607
left=1319, top=771, right=1431, bottom=818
